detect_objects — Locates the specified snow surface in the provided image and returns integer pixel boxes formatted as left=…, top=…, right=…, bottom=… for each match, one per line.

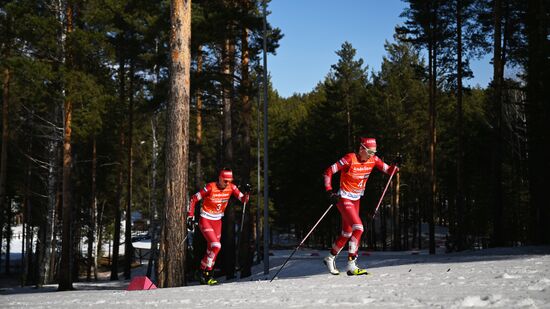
left=2, top=246, right=550, bottom=308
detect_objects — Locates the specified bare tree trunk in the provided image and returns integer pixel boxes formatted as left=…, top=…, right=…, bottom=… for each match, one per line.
left=22, top=112, right=34, bottom=286
left=5, top=200, right=11, bottom=274
left=147, top=117, right=159, bottom=280
left=403, top=199, right=409, bottom=250
left=49, top=182, right=62, bottom=281
left=124, top=60, right=135, bottom=280
left=195, top=47, right=203, bottom=190
left=222, top=26, right=236, bottom=280
left=37, top=108, right=60, bottom=286
left=71, top=198, right=81, bottom=283
left=87, top=137, right=97, bottom=281
left=491, top=0, right=504, bottom=247
left=392, top=172, right=401, bottom=250
left=238, top=14, right=252, bottom=277
left=59, top=0, right=74, bottom=291
left=455, top=0, right=466, bottom=251
left=94, top=201, right=104, bottom=280
left=110, top=132, right=124, bottom=281
left=222, top=42, right=234, bottom=167
left=427, top=2, right=437, bottom=255
left=111, top=36, right=126, bottom=280
left=158, top=0, right=191, bottom=288
left=0, top=67, right=10, bottom=259
left=346, top=96, right=352, bottom=152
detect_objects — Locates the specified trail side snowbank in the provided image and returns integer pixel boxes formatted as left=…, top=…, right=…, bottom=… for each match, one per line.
left=1, top=246, right=549, bottom=308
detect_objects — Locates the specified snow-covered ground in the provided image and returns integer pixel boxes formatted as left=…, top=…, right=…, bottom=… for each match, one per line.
left=1, top=246, right=550, bottom=308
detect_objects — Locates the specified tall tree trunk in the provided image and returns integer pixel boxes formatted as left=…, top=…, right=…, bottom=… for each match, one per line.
left=49, top=179, right=62, bottom=281
left=492, top=0, right=504, bottom=247
left=238, top=15, right=252, bottom=277
left=59, top=0, right=74, bottom=291
left=37, top=113, right=60, bottom=285
left=124, top=60, right=135, bottom=280
left=110, top=132, right=124, bottom=280
left=71, top=197, right=81, bottom=283
left=0, top=67, right=10, bottom=258
left=5, top=200, right=11, bottom=274
left=158, top=0, right=190, bottom=288
left=195, top=47, right=203, bottom=190
left=222, top=41, right=235, bottom=167
left=111, top=37, right=126, bottom=281
left=222, top=28, right=236, bottom=280
left=392, top=171, right=401, bottom=250
left=94, top=200, right=104, bottom=280
left=345, top=95, right=352, bottom=152
left=22, top=124, right=34, bottom=286
left=147, top=117, right=159, bottom=279
left=427, top=3, right=437, bottom=254
left=456, top=0, right=465, bottom=251
left=87, top=137, right=97, bottom=281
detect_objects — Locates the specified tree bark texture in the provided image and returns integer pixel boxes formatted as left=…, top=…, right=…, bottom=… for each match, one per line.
left=456, top=0, right=466, bottom=250
left=492, top=0, right=504, bottom=247
left=195, top=47, right=203, bottom=191
left=158, top=0, right=191, bottom=288
left=59, top=0, right=74, bottom=291
left=222, top=25, right=236, bottom=280
left=87, top=137, right=97, bottom=281
left=110, top=132, right=124, bottom=280
left=0, top=67, right=10, bottom=257
left=124, top=60, right=135, bottom=280
left=238, top=18, right=253, bottom=277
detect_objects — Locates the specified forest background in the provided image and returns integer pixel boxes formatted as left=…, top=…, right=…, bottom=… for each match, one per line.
left=0, top=0, right=549, bottom=289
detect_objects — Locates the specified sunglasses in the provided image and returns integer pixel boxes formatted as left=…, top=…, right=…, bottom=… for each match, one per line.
left=361, top=144, right=377, bottom=155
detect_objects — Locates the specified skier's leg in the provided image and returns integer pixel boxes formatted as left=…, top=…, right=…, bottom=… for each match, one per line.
left=208, top=219, right=222, bottom=269
left=199, top=217, right=221, bottom=284
left=324, top=199, right=352, bottom=275
left=331, top=199, right=353, bottom=255
left=346, top=199, right=363, bottom=259
left=344, top=200, right=368, bottom=275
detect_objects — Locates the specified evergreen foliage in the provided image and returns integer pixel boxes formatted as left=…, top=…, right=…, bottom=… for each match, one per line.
left=0, top=0, right=548, bottom=288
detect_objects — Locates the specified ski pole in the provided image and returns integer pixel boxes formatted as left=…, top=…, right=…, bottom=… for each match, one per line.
left=239, top=184, right=252, bottom=237
left=236, top=184, right=251, bottom=271
left=372, top=165, right=398, bottom=218
left=270, top=203, right=334, bottom=282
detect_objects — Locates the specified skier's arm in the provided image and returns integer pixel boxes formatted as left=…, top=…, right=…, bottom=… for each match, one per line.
left=231, top=184, right=249, bottom=204
left=188, top=184, right=211, bottom=218
left=374, top=156, right=398, bottom=175
left=323, top=154, right=351, bottom=191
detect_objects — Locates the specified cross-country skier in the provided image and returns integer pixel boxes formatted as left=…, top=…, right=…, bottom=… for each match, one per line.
left=187, top=168, right=250, bottom=285
left=323, top=137, right=398, bottom=275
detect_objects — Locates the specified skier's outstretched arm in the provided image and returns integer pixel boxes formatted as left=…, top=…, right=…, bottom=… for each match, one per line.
left=374, top=156, right=399, bottom=175
left=231, top=184, right=249, bottom=204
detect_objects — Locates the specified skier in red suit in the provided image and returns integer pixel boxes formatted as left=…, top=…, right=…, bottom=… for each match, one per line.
left=187, top=168, right=249, bottom=285
left=323, top=137, right=398, bottom=275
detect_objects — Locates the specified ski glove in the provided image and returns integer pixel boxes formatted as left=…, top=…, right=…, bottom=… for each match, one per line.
left=186, top=216, right=195, bottom=232
left=393, top=155, right=403, bottom=166
left=242, top=193, right=250, bottom=204
left=326, top=191, right=339, bottom=204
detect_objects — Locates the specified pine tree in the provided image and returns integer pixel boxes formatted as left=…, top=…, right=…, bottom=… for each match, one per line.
left=157, top=0, right=191, bottom=288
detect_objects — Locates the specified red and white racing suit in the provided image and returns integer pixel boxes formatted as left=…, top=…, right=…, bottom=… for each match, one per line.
left=324, top=153, right=396, bottom=258
left=188, top=182, right=247, bottom=270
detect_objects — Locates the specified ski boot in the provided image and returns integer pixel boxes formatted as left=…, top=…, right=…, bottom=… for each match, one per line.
left=346, top=256, right=369, bottom=276
left=323, top=253, right=340, bottom=275
left=200, top=270, right=218, bottom=285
